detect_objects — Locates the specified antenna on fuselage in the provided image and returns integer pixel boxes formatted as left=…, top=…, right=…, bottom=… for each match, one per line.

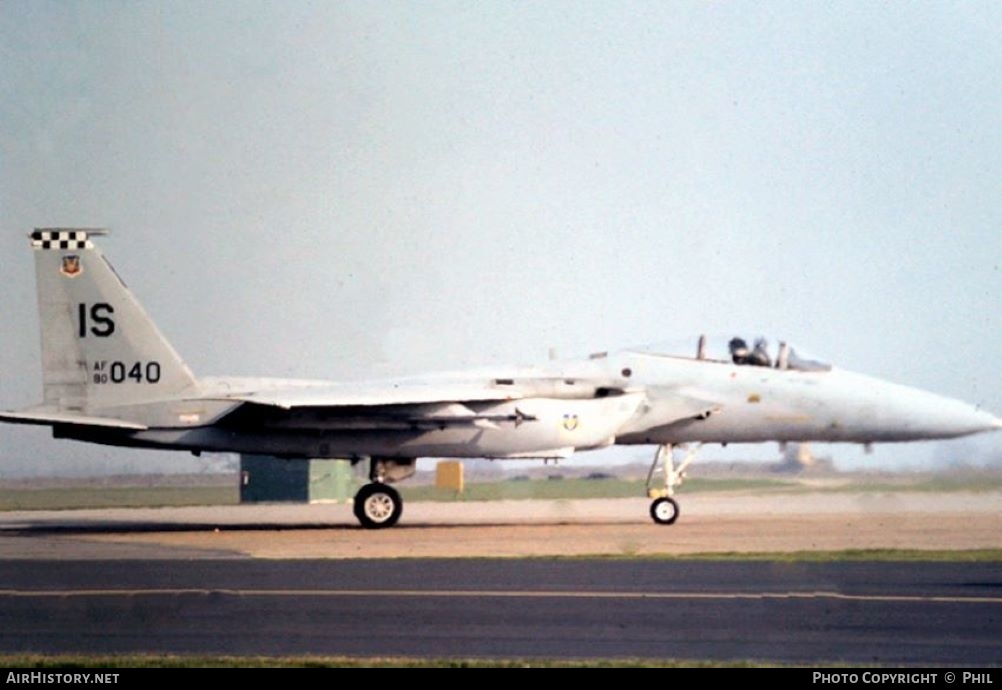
left=696, top=334, right=708, bottom=360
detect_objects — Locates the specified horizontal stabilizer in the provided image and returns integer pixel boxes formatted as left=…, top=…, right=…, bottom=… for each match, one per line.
left=0, top=409, right=148, bottom=430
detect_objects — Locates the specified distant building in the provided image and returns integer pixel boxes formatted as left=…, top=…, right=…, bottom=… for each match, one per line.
left=775, top=443, right=834, bottom=474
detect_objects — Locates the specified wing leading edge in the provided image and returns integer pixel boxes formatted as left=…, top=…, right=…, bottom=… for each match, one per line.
left=208, top=380, right=524, bottom=410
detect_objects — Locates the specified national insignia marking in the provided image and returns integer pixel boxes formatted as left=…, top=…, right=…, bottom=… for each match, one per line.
left=60, top=255, right=83, bottom=278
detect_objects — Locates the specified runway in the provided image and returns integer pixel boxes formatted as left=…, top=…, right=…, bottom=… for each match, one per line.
left=2, top=492, right=1001, bottom=559
left=1, top=558, right=1000, bottom=664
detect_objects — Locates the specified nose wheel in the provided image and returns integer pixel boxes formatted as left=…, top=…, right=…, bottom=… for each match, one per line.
left=645, top=443, right=698, bottom=525
left=650, top=496, right=679, bottom=525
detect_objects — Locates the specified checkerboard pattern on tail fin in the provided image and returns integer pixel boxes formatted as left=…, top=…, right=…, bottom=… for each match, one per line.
left=30, top=229, right=95, bottom=251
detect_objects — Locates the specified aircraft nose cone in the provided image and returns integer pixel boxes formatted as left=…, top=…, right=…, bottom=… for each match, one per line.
left=855, top=372, right=1002, bottom=440
left=922, top=400, right=1001, bottom=438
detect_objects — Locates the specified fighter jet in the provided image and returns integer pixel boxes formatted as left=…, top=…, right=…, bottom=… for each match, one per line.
left=3, top=229, right=999, bottom=528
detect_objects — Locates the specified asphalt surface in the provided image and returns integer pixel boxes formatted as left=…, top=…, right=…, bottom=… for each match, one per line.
left=2, top=494, right=1001, bottom=559
left=0, top=559, right=1000, bottom=664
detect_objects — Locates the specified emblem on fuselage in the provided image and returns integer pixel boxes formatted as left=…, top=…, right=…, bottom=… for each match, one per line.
left=60, top=255, right=82, bottom=278
left=562, top=413, right=579, bottom=431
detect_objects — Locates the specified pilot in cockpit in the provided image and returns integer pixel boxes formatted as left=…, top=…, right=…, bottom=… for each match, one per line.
left=749, top=338, right=771, bottom=367
left=729, top=337, right=750, bottom=365
left=729, top=336, right=772, bottom=367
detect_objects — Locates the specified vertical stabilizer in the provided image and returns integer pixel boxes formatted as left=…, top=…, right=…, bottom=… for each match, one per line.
left=30, top=229, right=198, bottom=412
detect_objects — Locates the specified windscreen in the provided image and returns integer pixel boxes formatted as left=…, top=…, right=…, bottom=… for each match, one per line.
left=629, top=335, right=831, bottom=372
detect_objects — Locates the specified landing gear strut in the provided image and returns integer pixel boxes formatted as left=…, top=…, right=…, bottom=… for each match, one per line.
left=353, top=458, right=403, bottom=529
left=645, top=443, right=699, bottom=525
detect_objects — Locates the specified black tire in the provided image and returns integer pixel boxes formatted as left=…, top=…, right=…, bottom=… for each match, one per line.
left=353, top=483, right=403, bottom=529
left=650, top=496, right=679, bottom=525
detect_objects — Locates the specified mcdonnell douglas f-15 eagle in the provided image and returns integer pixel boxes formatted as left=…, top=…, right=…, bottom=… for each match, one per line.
left=3, top=229, right=999, bottom=527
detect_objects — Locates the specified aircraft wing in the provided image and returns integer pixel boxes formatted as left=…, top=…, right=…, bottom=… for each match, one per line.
left=212, top=380, right=524, bottom=410
left=204, top=380, right=536, bottom=431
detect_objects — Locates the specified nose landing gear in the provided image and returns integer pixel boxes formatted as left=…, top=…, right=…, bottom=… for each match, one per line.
left=649, top=495, right=679, bottom=525
left=645, top=443, right=699, bottom=525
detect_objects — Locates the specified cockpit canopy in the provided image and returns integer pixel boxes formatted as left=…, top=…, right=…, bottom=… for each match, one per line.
left=629, top=335, right=832, bottom=372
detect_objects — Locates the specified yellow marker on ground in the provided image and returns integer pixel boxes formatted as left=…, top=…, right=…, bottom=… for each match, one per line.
left=436, top=461, right=464, bottom=493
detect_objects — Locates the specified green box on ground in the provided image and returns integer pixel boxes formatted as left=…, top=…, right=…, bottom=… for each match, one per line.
left=239, top=456, right=357, bottom=503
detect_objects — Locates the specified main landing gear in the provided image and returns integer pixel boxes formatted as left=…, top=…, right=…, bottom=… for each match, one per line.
left=353, top=458, right=405, bottom=529
left=353, top=482, right=402, bottom=529
left=645, top=443, right=699, bottom=525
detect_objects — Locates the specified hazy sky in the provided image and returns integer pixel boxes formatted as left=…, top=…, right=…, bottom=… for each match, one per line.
left=2, top=1, right=1000, bottom=476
